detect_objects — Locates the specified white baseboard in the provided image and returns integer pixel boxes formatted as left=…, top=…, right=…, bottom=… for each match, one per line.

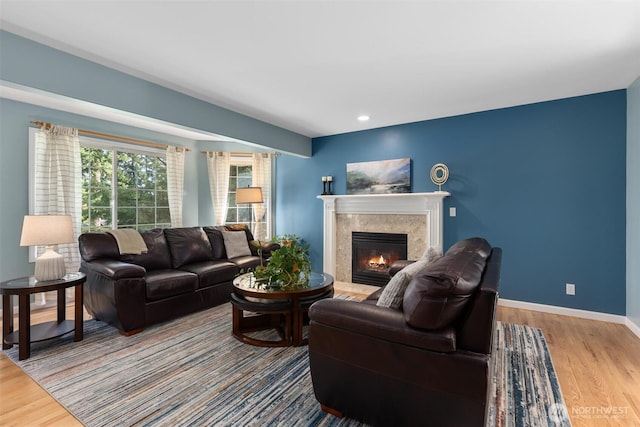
left=625, top=317, right=640, bottom=339
left=498, top=298, right=627, bottom=325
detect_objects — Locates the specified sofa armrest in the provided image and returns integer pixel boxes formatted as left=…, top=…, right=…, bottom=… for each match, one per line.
left=80, top=260, right=147, bottom=333
left=250, top=240, right=281, bottom=258
left=309, top=299, right=455, bottom=353
left=81, top=259, right=146, bottom=280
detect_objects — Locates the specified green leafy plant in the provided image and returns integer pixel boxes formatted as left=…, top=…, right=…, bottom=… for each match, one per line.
left=253, top=234, right=311, bottom=289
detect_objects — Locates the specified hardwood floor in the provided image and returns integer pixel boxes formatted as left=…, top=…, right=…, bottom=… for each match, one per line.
left=1, top=286, right=639, bottom=426
left=498, top=306, right=640, bottom=427
left=1, top=302, right=86, bottom=427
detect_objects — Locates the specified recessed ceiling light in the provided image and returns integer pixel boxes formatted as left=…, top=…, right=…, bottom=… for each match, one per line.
left=357, top=115, right=370, bottom=122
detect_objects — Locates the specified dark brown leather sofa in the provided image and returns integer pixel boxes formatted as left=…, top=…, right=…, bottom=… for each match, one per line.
left=308, top=237, right=502, bottom=427
left=79, top=225, right=277, bottom=335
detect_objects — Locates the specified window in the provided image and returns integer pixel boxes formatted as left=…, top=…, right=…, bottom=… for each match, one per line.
left=80, top=138, right=170, bottom=233
left=223, top=155, right=273, bottom=239
left=226, top=160, right=253, bottom=225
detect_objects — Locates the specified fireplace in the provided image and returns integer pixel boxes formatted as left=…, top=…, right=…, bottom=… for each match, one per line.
left=318, top=192, right=449, bottom=282
left=352, top=232, right=408, bottom=286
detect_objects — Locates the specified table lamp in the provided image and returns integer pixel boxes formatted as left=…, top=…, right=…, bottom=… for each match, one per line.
left=20, top=215, right=74, bottom=281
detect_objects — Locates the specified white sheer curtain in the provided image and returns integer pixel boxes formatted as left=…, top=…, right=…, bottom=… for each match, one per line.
left=34, top=125, right=82, bottom=273
left=207, top=152, right=231, bottom=225
left=166, top=146, right=185, bottom=227
left=252, top=153, right=272, bottom=241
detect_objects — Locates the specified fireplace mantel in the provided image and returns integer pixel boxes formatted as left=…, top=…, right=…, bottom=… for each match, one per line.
left=317, top=192, right=450, bottom=279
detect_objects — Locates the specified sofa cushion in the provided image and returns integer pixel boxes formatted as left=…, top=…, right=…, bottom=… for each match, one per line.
left=145, top=269, right=198, bottom=301
left=164, top=227, right=214, bottom=268
left=203, top=227, right=227, bottom=259
left=222, top=230, right=252, bottom=258
left=121, top=228, right=172, bottom=271
left=403, top=246, right=488, bottom=330
left=229, top=255, right=261, bottom=271
left=179, top=260, right=238, bottom=288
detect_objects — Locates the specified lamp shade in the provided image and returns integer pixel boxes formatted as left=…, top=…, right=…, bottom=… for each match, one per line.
left=20, top=215, right=75, bottom=247
left=236, top=187, right=263, bottom=204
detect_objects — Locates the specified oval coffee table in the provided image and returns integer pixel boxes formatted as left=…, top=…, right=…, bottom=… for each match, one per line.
left=232, top=271, right=334, bottom=347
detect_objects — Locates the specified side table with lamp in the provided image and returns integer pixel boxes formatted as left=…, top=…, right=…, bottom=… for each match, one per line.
left=1, top=215, right=86, bottom=360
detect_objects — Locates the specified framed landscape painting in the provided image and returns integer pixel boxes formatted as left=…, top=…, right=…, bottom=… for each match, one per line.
left=346, top=158, right=411, bottom=194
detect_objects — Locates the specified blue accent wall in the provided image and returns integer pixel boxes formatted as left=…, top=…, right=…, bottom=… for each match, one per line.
left=276, top=91, right=627, bottom=315
left=627, top=76, right=640, bottom=327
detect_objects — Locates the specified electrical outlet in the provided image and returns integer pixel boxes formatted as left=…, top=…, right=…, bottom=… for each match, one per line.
left=449, top=207, right=457, bottom=217
left=566, top=283, right=576, bottom=295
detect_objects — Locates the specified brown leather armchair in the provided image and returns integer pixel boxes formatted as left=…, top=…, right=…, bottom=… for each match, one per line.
left=308, top=238, right=502, bottom=426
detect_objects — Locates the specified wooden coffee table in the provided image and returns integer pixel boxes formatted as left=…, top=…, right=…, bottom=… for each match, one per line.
left=232, top=272, right=334, bottom=347
left=1, top=272, right=86, bottom=360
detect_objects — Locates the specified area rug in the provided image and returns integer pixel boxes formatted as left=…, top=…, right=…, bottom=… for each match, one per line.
left=4, top=303, right=570, bottom=426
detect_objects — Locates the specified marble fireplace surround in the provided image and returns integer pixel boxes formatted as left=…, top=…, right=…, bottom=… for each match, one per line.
left=317, top=192, right=450, bottom=283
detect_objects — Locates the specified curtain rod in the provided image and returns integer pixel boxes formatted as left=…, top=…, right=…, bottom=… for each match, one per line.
left=201, top=151, right=277, bottom=157
left=31, top=121, right=191, bottom=152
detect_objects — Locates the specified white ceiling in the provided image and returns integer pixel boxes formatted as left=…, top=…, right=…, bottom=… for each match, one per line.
left=1, top=0, right=640, bottom=138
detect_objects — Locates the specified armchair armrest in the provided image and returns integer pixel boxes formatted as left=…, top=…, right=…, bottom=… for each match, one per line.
left=309, top=299, right=455, bottom=353
left=81, top=259, right=146, bottom=280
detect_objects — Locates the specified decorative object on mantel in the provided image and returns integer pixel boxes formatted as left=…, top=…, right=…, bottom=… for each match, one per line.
left=321, top=176, right=333, bottom=195
left=430, top=163, right=449, bottom=191
left=346, top=158, right=411, bottom=195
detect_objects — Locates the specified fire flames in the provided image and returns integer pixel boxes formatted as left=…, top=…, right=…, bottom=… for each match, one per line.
left=368, top=255, right=388, bottom=270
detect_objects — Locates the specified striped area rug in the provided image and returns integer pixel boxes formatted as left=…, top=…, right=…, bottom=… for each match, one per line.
left=4, top=302, right=569, bottom=426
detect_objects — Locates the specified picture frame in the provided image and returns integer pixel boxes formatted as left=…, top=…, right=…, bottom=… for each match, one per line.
left=346, top=158, right=411, bottom=195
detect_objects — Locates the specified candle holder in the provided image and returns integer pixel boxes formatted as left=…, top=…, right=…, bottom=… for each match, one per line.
left=321, top=176, right=333, bottom=195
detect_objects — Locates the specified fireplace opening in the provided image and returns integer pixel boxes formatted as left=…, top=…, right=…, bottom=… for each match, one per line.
left=352, top=232, right=408, bottom=286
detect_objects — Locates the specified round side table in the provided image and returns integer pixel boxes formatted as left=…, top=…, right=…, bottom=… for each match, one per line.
left=1, top=272, right=86, bottom=360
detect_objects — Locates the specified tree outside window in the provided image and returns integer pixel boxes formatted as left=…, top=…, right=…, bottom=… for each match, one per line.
left=81, top=145, right=170, bottom=233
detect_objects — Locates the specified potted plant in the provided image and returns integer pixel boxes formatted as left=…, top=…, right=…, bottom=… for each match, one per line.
left=253, top=234, right=311, bottom=289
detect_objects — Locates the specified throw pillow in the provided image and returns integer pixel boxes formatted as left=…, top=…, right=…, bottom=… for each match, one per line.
left=376, top=252, right=440, bottom=310
left=420, top=246, right=443, bottom=263
left=376, top=271, right=411, bottom=309
left=397, top=258, right=430, bottom=279
left=222, top=230, right=252, bottom=259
